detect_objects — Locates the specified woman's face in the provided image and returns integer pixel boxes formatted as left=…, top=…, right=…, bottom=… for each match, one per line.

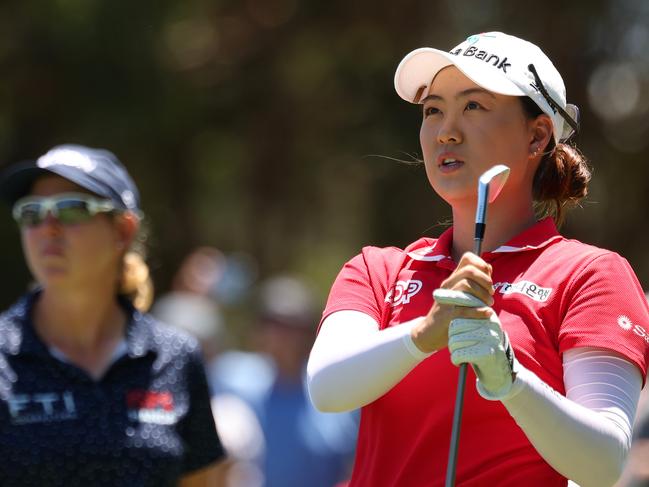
left=420, top=66, right=539, bottom=208
left=20, top=175, right=127, bottom=291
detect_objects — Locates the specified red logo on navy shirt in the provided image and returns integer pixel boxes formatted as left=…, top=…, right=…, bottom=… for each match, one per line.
left=126, top=390, right=174, bottom=411
left=126, top=390, right=178, bottom=424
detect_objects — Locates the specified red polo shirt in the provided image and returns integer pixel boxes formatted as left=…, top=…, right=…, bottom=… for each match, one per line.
left=322, top=218, right=649, bottom=487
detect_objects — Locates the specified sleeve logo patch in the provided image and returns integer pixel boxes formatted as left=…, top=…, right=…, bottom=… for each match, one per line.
left=617, top=315, right=649, bottom=344
left=617, top=315, right=633, bottom=330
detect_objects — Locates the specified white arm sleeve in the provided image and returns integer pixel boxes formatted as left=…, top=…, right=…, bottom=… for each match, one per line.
left=306, top=310, right=432, bottom=412
left=502, top=347, right=643, bottom=487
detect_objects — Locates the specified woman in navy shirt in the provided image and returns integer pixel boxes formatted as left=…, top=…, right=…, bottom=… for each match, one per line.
left=0, top=144, right=225, bottom=486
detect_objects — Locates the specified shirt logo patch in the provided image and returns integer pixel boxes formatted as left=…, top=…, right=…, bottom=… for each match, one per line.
left=385, top=280, right=423, bottom=306
left=493, top=280, right=552, bottom=302
left=618, top=315, right=633, bottom=330
left=8, top=391, right=77, bottom=425
left=126, top=389, right=178, bottom=425
left=617, top=315, right=649, bottom=344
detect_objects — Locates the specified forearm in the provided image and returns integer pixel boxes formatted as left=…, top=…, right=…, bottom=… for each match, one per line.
left=502, top=349, right=641, bottom=487
left=307, top=310, right=432, bottom=412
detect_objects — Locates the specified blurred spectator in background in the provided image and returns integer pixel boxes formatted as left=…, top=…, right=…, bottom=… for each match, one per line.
left=630, top=387, right=649, bottom=485
left=153, top=246, right=262, bottom=486
left=614, top=384, right=649, bottom=487
left=614, top=294, right=649, bottom=487
left=153, top=247, right=230, bottom=366
left=211, top=275, right=359, bottom=487
left=153, top=245, right=258, bottom=368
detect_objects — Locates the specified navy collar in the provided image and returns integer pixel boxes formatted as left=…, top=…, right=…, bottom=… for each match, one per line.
left=0, top=290, right=157, bottom=360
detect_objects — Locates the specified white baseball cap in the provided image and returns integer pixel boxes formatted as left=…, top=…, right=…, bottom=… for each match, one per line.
left=394, top=32, right=579, bottom=142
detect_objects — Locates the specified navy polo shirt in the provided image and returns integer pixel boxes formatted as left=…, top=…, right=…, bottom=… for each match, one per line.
left=0, top=291, right=224, bottom=487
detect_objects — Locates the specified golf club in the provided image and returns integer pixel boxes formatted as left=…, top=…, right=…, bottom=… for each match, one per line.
left=445, top=164, right=510, bottom=487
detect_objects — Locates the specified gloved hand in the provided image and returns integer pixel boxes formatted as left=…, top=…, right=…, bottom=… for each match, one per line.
left=433, top=289, right=519, bottom=400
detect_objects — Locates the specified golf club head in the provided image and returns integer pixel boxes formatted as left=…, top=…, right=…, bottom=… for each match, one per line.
left=475, top=165, right=510, bottom=224
left=481, top=164, right=510, bottom=203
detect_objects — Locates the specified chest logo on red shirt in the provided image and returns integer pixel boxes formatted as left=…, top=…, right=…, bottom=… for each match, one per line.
left=494, top=280, right=552, bottom=302
left=385, top=280, right=423, bottom=306
left=126, top=389, right=178, bottom=425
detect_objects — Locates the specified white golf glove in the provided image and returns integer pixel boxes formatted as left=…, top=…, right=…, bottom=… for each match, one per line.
left=433, top=289, right=520, bottom=400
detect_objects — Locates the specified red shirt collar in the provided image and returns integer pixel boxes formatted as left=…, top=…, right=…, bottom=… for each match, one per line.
left=488, top=217, right=562, bottom=255
left=406, top=217, right=563, bottom=262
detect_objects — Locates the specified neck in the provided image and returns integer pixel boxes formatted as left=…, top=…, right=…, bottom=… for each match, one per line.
left=450, top=195, right=537, bottom=262
left=34, top=285, right=126, bottom=352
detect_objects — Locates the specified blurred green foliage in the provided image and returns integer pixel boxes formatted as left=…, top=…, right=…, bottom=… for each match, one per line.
left=1, top=0, right=649, bottom=314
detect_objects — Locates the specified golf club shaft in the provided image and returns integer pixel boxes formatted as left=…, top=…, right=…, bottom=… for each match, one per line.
left=445, top=237, right=483, bottom=487
left=445, top=165, right=509, bottom=486
left=445, top=363, right=467, bottom=487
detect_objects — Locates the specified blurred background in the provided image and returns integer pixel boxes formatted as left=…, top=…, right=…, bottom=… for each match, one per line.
left=1, top=0, right=649, bottom=309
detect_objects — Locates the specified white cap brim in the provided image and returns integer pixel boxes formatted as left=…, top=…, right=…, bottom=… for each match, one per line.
left=394, top=47, right=526, bottom=104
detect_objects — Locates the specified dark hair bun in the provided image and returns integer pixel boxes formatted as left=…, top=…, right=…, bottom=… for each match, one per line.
left=533, top=143, right=591, bottom=226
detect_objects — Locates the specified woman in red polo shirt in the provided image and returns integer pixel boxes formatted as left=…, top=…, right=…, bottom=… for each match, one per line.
left=307, top=32, right=649, bottom=487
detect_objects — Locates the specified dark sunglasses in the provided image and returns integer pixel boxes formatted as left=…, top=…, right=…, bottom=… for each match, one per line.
left=12, top=193, right=116, bottom=227
left=528, top=64, right=580, bottom=142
